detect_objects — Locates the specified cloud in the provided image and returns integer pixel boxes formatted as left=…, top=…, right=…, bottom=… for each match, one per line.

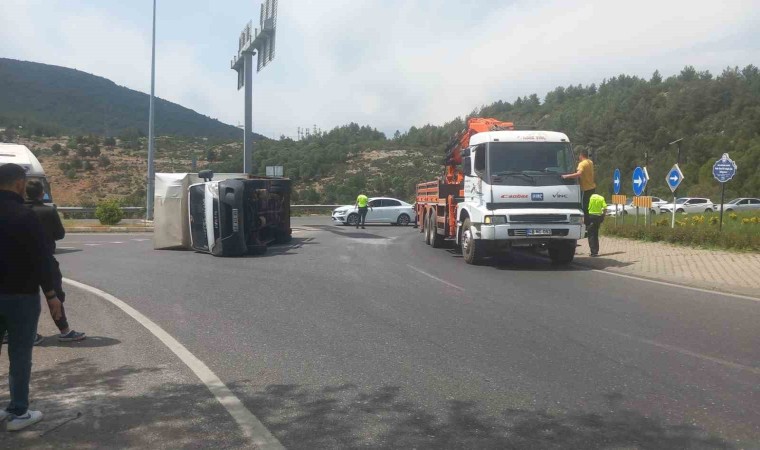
left=2, top=0, right=759, bottom=139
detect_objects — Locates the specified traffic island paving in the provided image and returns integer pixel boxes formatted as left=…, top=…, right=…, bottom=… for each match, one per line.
left=574, top=236, right=760, bottom=298
left=0, top=286, right=246, bottom=448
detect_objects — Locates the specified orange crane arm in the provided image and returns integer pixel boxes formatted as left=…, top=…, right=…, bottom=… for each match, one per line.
left=444, top=117, right=514, bottom=184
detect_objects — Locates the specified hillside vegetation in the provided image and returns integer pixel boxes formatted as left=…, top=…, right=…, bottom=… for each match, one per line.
left=0, top=58, right=253, bottom=139
left=2, top=64, right=759, bottom=206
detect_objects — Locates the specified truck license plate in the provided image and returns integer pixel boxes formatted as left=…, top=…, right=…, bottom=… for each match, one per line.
left=528, top=228, right=552, bottom=236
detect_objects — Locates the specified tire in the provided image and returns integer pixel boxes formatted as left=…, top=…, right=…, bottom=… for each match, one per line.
left=347, top=213, right=359, bottom=226
left=461, top=218, right=484, bottom=265
left=274, top=229, right=292, bottom=244
left=622, top=210, right=628, bottom=215
left=726, top=209, right=733, bottom=213
left=676, top=208, right=685, bottom=214
left=397, top=213, right=411, bottom=226
left=650, top=209, right=658, bottom=215
left=548, top=242, right=575, bottom=264
left=424, top=214, right=431, bottom=245
left=705, top=208, right=712, bottom=213
left=429, top=211, right=444, bottom=248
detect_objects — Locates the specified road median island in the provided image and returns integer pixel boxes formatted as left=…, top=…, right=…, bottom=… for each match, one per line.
left=572, top=236, right=760, bottom=299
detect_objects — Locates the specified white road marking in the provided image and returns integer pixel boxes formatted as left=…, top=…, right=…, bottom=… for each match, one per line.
left=588, top=269, right=760, bottom=303
left=110, top=241, right=124, bottom=244
left=85, top=244, right=101, bottom=247
left=604, top=328, right=760, bottom=375
left=407, top=265, right=465, bottom=292
left=131, top=238, right=150, bottom=242
left=62, top=278, right=284, bottom=449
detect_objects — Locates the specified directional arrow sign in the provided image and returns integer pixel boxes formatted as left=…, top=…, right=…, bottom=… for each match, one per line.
left=613, top=168, right=621, bottom=195
left=666, top=164, right=684, bottom=192
left=632, top=166, right=647, bottom=196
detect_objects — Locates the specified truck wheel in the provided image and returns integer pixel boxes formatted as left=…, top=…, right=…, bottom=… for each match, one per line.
left=461, top=218, right=483, bottom=265
left=424, top=214, right=432, bottom=245
left=430, top=212, right=444, bottom=248
left=548, top=242, right=575, bottom=264
left=347, top=213, right=359, bottom=226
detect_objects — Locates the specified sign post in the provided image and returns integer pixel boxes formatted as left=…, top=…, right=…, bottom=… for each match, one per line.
left=712, top=153, right=737, bottom=232
left=613, top=169, right=621, bottom=226
left=666, top=164, right=684, bottom=228
left=632, top=166, right=647, bottom=226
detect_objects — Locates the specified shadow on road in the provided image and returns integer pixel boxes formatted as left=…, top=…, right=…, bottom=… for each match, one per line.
left=4, top=360, right=736, bottom=448
left=55, top=248, right=83, bottom=255
left=2, top=359, right=246, bottom=448
left=36, top=336, right=121, bottom=348
left=309, top=225, right=389, bottom=240
left=232, top=382, right=734, bottom=449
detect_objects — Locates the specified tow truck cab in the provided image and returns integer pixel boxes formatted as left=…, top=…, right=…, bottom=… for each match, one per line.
left=457, top=130, right=584, bottom=263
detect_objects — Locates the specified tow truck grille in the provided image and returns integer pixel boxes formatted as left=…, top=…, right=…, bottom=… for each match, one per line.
left=509, top=229, right=569, bottom=237
left=508, top=214, right=567, bottom=223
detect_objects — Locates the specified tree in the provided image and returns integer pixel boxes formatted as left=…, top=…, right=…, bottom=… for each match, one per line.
left=205, top=149, right=217, bottom=162
left=89, top=144, right=101, bottom=157
left=104, top=136, right=116, bottom=147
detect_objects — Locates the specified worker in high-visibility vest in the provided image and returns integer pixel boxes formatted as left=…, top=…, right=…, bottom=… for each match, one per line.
left=587, top=193, right=607, bottom=257
left=354, top=193, right=370, bottom=229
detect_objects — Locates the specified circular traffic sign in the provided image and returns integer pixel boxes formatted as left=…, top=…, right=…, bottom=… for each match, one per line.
left=632, top=166, right=646, bottom=196
left=712, top=153, right=737, bottom=183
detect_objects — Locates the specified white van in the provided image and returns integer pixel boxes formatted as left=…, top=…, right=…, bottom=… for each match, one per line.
left=0, top=143, right=53, bottom=203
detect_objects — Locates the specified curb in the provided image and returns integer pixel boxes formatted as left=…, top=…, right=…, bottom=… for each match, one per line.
left=66, top=227, right=154, bottom=233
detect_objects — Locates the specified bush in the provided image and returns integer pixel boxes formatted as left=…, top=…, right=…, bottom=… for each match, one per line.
left=84, top=161, right=94, bottom=171
left=98, top=155, right=111, bottom=167
left=65, top=169, right=77, bottom=179
left=95, top=199, right=123, bottom=225
left=104, top=137, right=116, bottom=147
left=51, top=143, right=62, bottom=153
left=70, top=158, right=83, bottom=169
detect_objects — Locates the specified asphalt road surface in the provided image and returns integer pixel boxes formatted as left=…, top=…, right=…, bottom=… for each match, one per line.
left=54, top=217, right=759, bottom=449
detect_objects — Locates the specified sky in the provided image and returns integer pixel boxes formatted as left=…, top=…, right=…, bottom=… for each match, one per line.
left=1, top=0, right=759, bottom=139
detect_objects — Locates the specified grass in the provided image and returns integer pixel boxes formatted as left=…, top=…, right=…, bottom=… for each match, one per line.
left=601, top=210, right=760, bottom=252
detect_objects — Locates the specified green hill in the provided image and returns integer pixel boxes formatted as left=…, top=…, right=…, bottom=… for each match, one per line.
left=0, top=58, right=254, bottom=139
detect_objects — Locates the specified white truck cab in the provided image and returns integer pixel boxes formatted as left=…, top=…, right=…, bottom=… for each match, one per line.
left=456, top=130, right=584, bottom=263
left=0, top=143, right=53, bottom=203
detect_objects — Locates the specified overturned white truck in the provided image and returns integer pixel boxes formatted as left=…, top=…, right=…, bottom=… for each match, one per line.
left=153, top=171, right=291, bottom=256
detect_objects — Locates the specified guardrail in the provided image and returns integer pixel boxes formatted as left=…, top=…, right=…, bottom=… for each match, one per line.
left=57, top=205, right=341, bottom=219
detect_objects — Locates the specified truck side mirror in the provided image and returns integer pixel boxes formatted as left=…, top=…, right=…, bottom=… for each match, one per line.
left=462, top=156, right=472, bottom=176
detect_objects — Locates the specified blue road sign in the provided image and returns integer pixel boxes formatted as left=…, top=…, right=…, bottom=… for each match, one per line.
left=613, top=169, right=621, bottom=195
left=667, top=164, right=684, bottom=192
left=632, top=166, right=647, bottom=196
left=712, top=153, right=737, bottom=183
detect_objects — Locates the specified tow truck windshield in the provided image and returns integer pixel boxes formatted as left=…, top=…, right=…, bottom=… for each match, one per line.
left=488, top=142, right=574, bottom=186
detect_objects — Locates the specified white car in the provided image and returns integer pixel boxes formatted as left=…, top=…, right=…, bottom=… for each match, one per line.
left=718, top=198, right=760, bottom=213
left=605, top=196, right=669, bottom=215
left=332, top=197, right=416, bottom=226
left=659, top=197, right=715, bottom=214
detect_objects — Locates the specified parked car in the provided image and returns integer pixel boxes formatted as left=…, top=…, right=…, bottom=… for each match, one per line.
left=332, top=197, right=416, bottom=226
left=659, top=197, right=715, bottom=214
left=718, top=198, right=760, bottom=213
left=605, top=196, right=669, bottom=216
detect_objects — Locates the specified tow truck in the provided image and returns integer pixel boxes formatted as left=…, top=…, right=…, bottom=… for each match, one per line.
left=415, top=118, right=584, bottom=264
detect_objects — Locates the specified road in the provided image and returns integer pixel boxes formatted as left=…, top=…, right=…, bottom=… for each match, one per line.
left=53, top=217, right=759, bottom=448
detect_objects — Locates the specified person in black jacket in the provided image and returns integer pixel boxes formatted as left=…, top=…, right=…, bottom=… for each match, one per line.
left=26, top=181, right=85, bottom=342
left=0, top=163, right=62, bottom=431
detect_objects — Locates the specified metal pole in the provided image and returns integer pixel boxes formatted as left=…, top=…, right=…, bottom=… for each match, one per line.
left=243, top=52, right=254, bottom=174
left=146, top=0, right=157, bottom=220
left=671, top=195, right=676, bottom=228
left=719, top=183, right=725, bottom=232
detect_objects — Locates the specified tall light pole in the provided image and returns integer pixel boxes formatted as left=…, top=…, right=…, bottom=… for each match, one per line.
left=146, top=0, right=157, bottom=220
left=231, top=0, right=278, bottom=174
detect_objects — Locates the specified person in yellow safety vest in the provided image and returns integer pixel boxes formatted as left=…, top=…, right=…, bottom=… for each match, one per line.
left=587, top=193, right=607, bottom=257
left=354, top=194, right=371, bottom=229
